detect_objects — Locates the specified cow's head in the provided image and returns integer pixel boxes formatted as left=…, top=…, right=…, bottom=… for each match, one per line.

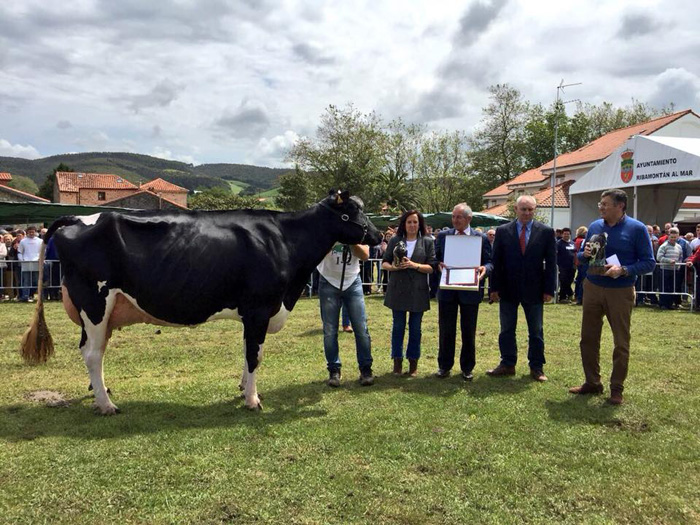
left=321, top=190, right=382, bottom=246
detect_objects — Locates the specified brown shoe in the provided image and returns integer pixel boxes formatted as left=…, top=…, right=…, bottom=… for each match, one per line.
left=405, top=359, right=418, bottom=378
left=568, top=383, right=604, bottom=395
left=607, top=391, right=624, bottom=405
left=530, top=369, right=548, bottom=382
left=392, top=358, right=403, bottom=376
left=486, top=364, right=516, bottom=377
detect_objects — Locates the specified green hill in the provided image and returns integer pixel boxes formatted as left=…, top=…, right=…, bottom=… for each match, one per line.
left=192, top=163, right=290, bottom=190
left=0, top=152, right=289, bottom=194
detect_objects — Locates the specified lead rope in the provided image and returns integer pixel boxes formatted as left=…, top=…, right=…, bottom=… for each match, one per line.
left=338, top=244, right=351, bottom=291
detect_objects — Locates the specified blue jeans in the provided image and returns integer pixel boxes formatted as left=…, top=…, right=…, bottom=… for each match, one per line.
left=319, top=275, right=373, bottom=372
left=391, top=310, right=423, bottom=360
left=498, top=299, right=545, bottom=369
left=20, top=270, right=39, bottom=301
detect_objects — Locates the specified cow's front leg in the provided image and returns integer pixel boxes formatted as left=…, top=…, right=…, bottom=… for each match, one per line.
left=243, top=339, right=263, bottom=410
left=80, top=314, right=118, bottom=415
left=239, top=340, right=248, bottom=393
left=241, top=313, right=269, bottom=411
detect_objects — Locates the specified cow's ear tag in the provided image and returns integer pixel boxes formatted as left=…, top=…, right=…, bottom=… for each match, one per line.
left=335, top=193, right=344, bottom=205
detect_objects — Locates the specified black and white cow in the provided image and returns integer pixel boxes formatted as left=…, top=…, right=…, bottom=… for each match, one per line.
left=21, top=190, right=382, bottom=414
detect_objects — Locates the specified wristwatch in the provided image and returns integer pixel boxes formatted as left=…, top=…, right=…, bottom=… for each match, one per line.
left=621, top=266, right=629, bottom=277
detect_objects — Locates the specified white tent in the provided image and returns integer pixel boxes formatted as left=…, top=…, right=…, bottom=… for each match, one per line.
left=569, top=135, right=700, bottom=228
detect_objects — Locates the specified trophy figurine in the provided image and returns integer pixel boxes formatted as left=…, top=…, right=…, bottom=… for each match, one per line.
left=586, top=232, right=608, bottom=275
left=393, top=240, right=408, bottom=267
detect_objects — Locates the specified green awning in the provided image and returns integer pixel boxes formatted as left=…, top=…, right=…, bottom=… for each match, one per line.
left=367, top=212, right=509, bottom=230
left=0, top=202, right=133, bottom=225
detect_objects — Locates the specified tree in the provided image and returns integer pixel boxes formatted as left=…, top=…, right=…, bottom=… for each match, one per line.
left=373, top=119, right=423, bottom=213
left=523, top=101, right=569, bottom=169
left=414, top=130, right=479, bottom=212
left=8, top=175, right=39, bottom=195
left=276, top=167, right=313, bottom=211
left=469, top=84, right=530, bottom=188
left=188, top=187, right=270, bottom=211
left=286, top=104, right=386, bottom=210
left=38, top=162, right=73, bottom=201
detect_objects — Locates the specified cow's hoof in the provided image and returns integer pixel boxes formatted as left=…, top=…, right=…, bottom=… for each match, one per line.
left=238, top=383, right=244, bottom=391
left=94, top=403, right=120, bottom=416
left=245, top=399, right=263, bottom=411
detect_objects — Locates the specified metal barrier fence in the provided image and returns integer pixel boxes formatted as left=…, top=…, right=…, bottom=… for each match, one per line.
left=1, top=258, right=695, bottom=310
left=634, top=263, right=697, bottom=311
left=0, top=259, right=63, bottom=301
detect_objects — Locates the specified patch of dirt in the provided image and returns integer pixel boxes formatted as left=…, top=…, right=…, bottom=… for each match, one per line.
left=605, top=418, right=651, bottom=433
left=25, top=390, right=71, bottom=408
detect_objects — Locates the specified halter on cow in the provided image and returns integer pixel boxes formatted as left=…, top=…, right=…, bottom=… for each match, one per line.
left=20, top=190, right=382, bottom=414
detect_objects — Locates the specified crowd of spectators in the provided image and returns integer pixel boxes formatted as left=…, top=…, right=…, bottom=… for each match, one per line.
left=0, top=225, right=60, bottom=303
left=552, top=221, right=699, bottom=310
left=2, top=219, right=698, bottom=311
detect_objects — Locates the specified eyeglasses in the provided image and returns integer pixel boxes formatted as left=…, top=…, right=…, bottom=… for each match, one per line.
left=597, top=201, right=617, bottom=209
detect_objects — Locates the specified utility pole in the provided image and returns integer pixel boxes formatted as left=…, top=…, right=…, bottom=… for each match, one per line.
left=550, top=80, right=581, bottom=227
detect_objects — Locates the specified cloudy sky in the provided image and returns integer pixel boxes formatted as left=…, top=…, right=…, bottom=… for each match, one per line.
left=1, top=0, right=699, bottom=167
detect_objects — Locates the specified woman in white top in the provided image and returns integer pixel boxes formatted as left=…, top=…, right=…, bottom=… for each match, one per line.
left=381, top=210, right=437, bottom=376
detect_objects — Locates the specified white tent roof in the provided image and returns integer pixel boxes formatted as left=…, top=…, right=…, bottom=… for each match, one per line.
left=569, top=135, right=700, bottom=227
left=570, top=135, right=700, bottom=195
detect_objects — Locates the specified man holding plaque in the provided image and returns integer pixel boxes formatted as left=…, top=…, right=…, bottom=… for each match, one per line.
left=569, top=189, right=655, bottom=405
left=435, top=203, right=492, bottom=381
left=488, top=195, right=556, bottom=382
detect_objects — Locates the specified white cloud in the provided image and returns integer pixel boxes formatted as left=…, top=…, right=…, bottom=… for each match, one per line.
left=0, top=1, right=698, bottom=165
left=0, top=138, right=41, bottom=159
left=648, top=68, right=700, bottom=110
left=151, top=146, right=198, bottom=166
left=250, top=130, right=299, bottom=167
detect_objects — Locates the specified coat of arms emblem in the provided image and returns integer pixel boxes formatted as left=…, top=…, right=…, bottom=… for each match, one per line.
left=620, top=149, right=634, bottom=183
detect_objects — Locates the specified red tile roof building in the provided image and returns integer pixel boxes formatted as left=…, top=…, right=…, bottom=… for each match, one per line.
left=54, top=172, right=188, bottom=208
left=482, top=110, right=700, bottom=225
left=139, top=178, right=188, bottom=207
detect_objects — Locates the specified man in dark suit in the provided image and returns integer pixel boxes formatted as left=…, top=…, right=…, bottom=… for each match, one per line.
left=488, top=195, right=556, bottom=382
left=435, top=203, right=493, bottom=381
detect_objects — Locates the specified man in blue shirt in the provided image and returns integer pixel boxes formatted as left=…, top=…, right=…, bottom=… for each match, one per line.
left=569, top=189, right=655, bottom=405
left=556, top=227, right=576, bottom=303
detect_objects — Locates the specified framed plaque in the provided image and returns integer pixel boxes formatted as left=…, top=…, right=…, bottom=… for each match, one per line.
left=439, top=235, right=482, bottom=291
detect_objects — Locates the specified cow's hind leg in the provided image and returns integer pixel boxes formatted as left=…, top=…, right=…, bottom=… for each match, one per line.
left=80, top=313, right=117, bottom=415
left=81, top=320, right=117, bottom=415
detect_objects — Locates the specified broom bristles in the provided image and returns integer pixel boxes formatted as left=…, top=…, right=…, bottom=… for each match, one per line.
left=19, top=242, right=54, bottom=364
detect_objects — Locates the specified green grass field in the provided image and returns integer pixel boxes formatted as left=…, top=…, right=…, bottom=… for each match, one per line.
left=226, top=180, right=250, bottom=195
left=1, top=298, right=698, bottom=524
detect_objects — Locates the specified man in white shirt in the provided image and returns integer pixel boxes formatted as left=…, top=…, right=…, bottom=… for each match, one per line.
left=691, top=224, right=700, bottom=253
left=317, top=243, right=374, bottom=387
left=18, top=225, right=43, bottom=302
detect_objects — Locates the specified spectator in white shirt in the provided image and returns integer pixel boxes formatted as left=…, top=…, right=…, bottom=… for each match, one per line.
left=18, top=226, right=43, bottom=302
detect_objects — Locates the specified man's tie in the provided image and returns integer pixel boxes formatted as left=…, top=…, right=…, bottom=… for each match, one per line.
left=519, top=225, right=527, bottom=254
left=457, top=230, right=466, bottom=235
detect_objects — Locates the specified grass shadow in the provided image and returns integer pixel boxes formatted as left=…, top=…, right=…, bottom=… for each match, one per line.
left=544, top=395, right=622, bottom=426
left=367, top=371, right=533, bottom=399
left=0, top=369, right=536, bottom=442
left=0, top=378, right=335, bottom=442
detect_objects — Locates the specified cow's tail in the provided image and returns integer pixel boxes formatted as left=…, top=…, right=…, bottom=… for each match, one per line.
left=44, top=215, right=81, bottom=243
left=20, top=240, right=54, bottom=364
